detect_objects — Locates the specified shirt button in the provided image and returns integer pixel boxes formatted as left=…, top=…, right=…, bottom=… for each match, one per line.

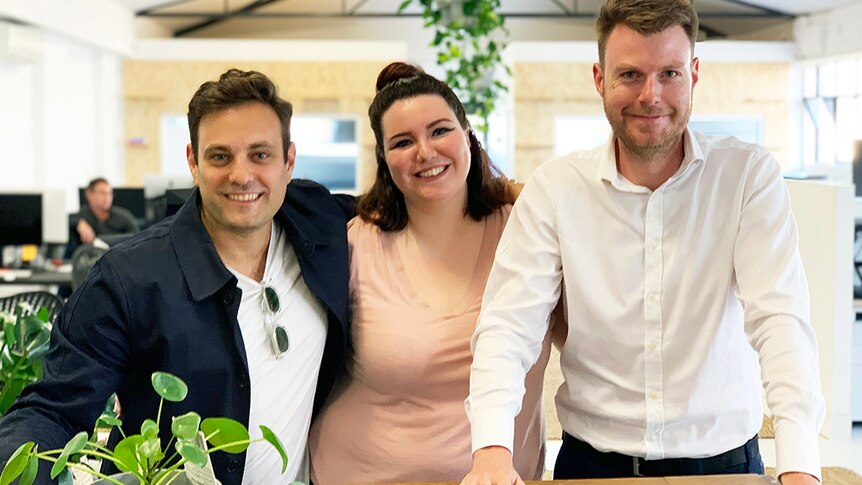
left=649, top=392, right=659, bottom=401
left=226, top=458, right=240, bottom=473
left=648, top=341, right=658, bottom=352
left=650, top=293, right=659, bottom=303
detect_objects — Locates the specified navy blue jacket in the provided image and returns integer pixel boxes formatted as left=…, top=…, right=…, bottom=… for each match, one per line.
left=0, top=180, right=352, bottom=484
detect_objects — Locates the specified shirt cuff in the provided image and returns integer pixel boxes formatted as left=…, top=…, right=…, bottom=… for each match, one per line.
left=774, top=422, right=822, bottom=481
left=469, top=407, right=515, bottom=454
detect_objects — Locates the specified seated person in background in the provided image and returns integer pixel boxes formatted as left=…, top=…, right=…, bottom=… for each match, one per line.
left=76, top=177, right=140, bottom=244
left=308, top=62, right=557, bottom=484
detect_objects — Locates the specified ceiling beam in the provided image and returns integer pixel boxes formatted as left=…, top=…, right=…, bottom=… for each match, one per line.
left=173, top=0, right=282, bottom=37
left=719, top=0, right=794, bottom=18
left=549, top=0, right=573, bottom=15
left=137, top=0, right=195, bottom=15
left=699, top=22, right=727, bottom=38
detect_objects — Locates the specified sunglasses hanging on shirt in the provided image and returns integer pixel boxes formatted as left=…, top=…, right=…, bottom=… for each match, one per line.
left=262, top=285, right=290, bottom=358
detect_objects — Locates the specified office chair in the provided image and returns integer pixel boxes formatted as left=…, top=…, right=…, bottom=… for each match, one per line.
left=71, top=244, right=109, bottom=292
left=0, top=291, right=64, bottom=324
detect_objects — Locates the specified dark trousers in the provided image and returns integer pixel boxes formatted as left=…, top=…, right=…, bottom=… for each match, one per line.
left=554, top=432, right=765, bottom=479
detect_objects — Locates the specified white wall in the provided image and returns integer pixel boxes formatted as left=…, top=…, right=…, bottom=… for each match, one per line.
left=0, top=0, right=133, bottom=55
left=786, top=180, right=855, bottom=441
left=795, top=2, right=862, bottom=60
left=0, top=27, right=123, bottom=212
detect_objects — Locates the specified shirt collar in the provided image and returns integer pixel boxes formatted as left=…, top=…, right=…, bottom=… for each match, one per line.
left=596, top=127, right=704, bottom=191
left=169, top=184, right=332, bottom=302
left=170, top=188, right=234, bottom=302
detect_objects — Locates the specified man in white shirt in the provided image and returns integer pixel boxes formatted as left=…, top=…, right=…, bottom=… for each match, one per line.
left=462, top=1, right=824, bottom=484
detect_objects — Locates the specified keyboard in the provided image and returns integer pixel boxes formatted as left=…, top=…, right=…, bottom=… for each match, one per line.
left=0, top=269, right=34, bottom=281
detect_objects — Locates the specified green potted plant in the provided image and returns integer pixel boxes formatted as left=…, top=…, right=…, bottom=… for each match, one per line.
left=399, top=0, right=510, bottom=133
left=0, top=371, right=287, bottom=485
left=0, top=304, right=51, bottom=415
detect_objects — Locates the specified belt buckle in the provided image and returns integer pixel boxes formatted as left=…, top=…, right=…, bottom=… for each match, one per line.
left=633, top=457, right=643, bottom=477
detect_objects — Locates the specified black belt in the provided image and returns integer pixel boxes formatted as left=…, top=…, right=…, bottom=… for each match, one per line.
left=562, top=432, right=759, bottom=476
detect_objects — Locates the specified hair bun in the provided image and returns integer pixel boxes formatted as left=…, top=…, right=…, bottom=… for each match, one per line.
left=375, top=62, right=425, bottom=93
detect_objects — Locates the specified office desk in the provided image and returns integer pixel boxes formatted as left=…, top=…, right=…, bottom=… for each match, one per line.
left=404, top=477, right=777, bottom=485
left=0, top=269, right=71, bottom=297
left=0, top=271, right=71, bottom=286
left=538, top=476, right=777, bottom=484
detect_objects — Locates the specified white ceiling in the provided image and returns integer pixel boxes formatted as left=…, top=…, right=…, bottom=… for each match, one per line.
left=114, top=0, right=861, bottom=40
left=741, top=0, right=856, bottom=14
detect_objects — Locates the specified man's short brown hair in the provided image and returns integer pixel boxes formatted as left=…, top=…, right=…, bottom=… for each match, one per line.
left=187, top=69, right=293, bottom=163
left=596, top=0, right=699, bottom=65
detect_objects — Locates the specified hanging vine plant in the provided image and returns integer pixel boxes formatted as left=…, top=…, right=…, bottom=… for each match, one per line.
left=398, top=0, right=510, bottom=132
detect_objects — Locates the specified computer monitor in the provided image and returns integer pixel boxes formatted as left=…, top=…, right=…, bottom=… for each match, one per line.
left=0, top=194, right=42, bottom=247
left=165, top=188, right=195, bottom=218
left=112, top=188, right=146, bottom=220
left=0, top=192, right=68, bottom=267
left=78, top=186, right=147, bottom=220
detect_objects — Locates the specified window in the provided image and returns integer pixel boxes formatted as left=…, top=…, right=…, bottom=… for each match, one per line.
left=802, top=56, right=862, bottom=166
left=553, top=115, right=763, bottom=157
left=159, top=114, right=360, bottom=192
left=290, top=116, right=359, bottom=193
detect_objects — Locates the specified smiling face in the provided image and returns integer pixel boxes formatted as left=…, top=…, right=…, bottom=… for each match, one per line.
left=381, top=94, right=471, bottom=209
left=593, top=24, right=699, bottom=160
left=186, top=102, right=295, bottom=242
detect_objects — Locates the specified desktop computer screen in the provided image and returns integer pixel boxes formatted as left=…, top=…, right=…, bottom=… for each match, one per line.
left=0, top=194, right=42, bottom=246
left=78, top=187, right=146, bottom=220
left=112, top=188, right=146, bottom=220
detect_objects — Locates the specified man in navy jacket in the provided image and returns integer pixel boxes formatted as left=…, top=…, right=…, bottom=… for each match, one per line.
left=0, top=69, right=352, bottom=484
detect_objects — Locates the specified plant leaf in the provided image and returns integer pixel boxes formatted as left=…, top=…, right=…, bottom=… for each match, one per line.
left=18, top=455, right=39, bottom=485
left=141, top=418, right=159, bottom=439
left=0, top=442, right=35, bottom=485
left=56, top=469, right=73, bottom=485
left=96, top=414, right=123, bottom=429
left=2, top=322, right=14, bottom=346
left=35, top=307, right=49, bottom=322
left=0, top=379, right=26, bottom=415
left=139, top=436, right=163, bottom=462
left=172, top=412, right=201, bottom=441
left=396, top=0, right=412, bottom=14
left=259, top=425, right=288, bottom=474
left=113, top=435, right=145, bottom=474
left=201, top=417, right=249, bottom=453
left=151, top=371, right=188, bottom=402
left=175, top=439, right=208, bottom=467
left=51, top=432, right=88, bottom=479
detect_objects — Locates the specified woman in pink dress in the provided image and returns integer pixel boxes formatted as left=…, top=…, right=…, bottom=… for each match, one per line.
left=308, top=62, right=555, bottom=484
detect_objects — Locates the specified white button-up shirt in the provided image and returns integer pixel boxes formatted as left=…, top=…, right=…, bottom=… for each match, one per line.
left=467, top=129, right=825, bottom=479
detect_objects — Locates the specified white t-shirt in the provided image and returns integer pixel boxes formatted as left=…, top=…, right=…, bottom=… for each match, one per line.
left=226, top=222, right=328, bottom=483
